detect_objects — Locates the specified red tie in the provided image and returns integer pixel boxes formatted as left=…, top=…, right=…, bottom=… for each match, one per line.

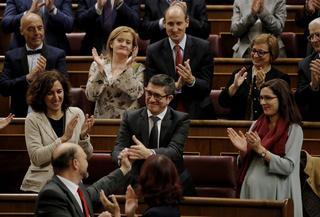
left=77, top=188, right=90, bottom=217
left=175, top=44, right=182, bottom=70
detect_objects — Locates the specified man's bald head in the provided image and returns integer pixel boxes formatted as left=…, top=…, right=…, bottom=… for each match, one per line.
left=309, top=17, right=320, bottom=53
left=52, top=143, right=81, bottom=174
left=20, top=12, right=44, bottom=49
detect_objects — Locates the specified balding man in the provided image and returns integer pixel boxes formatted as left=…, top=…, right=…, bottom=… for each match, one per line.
left=145, top=2, right=215, bottom=119
left=1, top=0, right=73, bottom=53
left=0, top=13, right=67, bottom=117
left=35, top=142, right=131, bottom=217
left=296, top=17, right=320, bottom=121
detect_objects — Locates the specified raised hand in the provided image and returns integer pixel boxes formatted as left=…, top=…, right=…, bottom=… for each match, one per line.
left=310, top=59, right=320, bottom=90
left=27, top=56, right=47, bottom=82
left=99, top=191, right=121, bottom=217
left=29, top=0, right=46, bottom=13
left=245, top=131, right=262, bottom=152
left=45, top=0, right=55, bottom=11
left=125, top=185, right=138, bottom=217
left=0, top=113, right=14, bottom=130
left=255, top=67, right=266, bottom=89
left=233, top=67, right=248, bottom=88
left=80, top=114, right=94, bottom=139
left=176, top=59, right=195, bottom=86
left=227, top=128, right=248, bottom=153
left=126, top=45, right=139, bottom=67
left=60, top=115, right=79, bottom=143
left=97, top=0, right=107, bottom=10
left=92, top=47, right=105, bottom=74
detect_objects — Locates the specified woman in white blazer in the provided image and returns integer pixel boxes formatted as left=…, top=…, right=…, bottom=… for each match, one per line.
left=21, top=71, right=94, bottom=192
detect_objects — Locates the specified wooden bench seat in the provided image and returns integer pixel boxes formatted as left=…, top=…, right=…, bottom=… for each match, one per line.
left=0, top=193, right=293, bottom=217
left=1, top=119, right=320, bottom=156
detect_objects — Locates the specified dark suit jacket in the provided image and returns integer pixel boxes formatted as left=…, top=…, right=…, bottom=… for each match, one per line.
left=219, top=65, right=290, bottom=120
left=0, top=44, right=67, bottom=117
left=145, top=35, right=214, bottom=119
left=139, top=0, right=210, bottom=44
left=112, top=107, right=190, bottom=176
left=295, top=53, right=320, bottom=121
left=1, top=0, right=74, bottom=54
left=35, top=169, right=128, bottom=217
left=76, top=0, right=139, bottom=54
left=143, top=206, right=180, bottom=217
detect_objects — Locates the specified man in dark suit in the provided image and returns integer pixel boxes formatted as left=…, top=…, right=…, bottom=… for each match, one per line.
left=296, top=17, right=320, bottom=121
left=139, top=0, right=210, bottom=44
left=35, top=142, right=131, bottom=217
left=112, top=74, right=195, bottom=195
left=76, top=0, right=139, bottom=55
left=0, top=12, right=67, bottom=117
left=1, top=0, right=74, bottom=54
left=145, top=2, right=215, bottom=119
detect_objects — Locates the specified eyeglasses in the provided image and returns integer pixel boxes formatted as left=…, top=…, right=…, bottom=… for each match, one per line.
left=145, top=89, right=169, bottom=101
left=307, top=32, right=320, bottom=41
left=259, top=95, right=277, bottom=102
left=251, top=48, right=270, bottom=57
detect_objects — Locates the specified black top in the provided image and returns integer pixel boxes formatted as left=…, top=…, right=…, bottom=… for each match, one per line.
left=47, top=115, right=65, bottom=137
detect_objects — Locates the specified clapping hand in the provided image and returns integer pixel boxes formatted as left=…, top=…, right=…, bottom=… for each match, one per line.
left=127, top=135, right=153, bottom=160
left=125, top=185, right=138, bottom=217
left=176, top=59, right=195, bottom=86
left=80, top=114, right=94, bottom=140
left=126, top=46, right=139, bottom=66
left=255, top=67, right=266, bottom=89
left=227, top=128, right=248, bottom=154
left=0, top=113, right=14, bottom=130
left=92, top=47, right=105, bottom=74
left=99, top=191, right=120, bottom=217
left=29, top=0, right=46, bottom=13
left=60, top=115, right=79, bottom=143
left=310, top=59, right=320, bottom=90
left=233, top=67, right=248, bottom=88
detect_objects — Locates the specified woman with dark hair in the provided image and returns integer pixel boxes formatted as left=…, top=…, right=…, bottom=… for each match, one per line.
left=21, top=71, right=94, bottom=193
left=100, top=154, right=182, bottom=217
left=219, top=33, right=290, bottom=120
left=85, top=26, right=144, bottom=118
left=227, top=79, right=303, bottom=217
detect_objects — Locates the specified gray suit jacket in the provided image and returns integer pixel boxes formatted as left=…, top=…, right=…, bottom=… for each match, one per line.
left=21, top=107, right=93, bottom=193
left=35, top=169, right=128, bottom=217
left=231, top=0, right=286, bottom=57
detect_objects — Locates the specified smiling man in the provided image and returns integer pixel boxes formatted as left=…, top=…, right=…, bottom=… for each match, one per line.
left=0, top=12, right=67, bottom=117
left=112, top=74, right=196, bottom=196
left=145, top=2, right=215, bottom=119
left=295, top=17, right=320, bottom=121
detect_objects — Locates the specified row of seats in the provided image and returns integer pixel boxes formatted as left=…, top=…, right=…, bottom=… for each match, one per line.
left=65, top=32, right=307, bottom=57
left=0, top=150, right=238, bottom=198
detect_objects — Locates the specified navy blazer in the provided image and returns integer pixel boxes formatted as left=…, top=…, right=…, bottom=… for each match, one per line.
left=2, top=0, right=74, bottom=54
left=143, top=206, right=180, bottom=217
left=76, top=0, right=139, bottom=54
left=113, top=107, right=190, bottom=175
left=139, top=0, right=210, bottom=44
left=35, top=169, right=128, bottom=217
left=295, top=53, right=320, bottom=121
left=145, top=35, right=215, bottom=119
left=0, top=45, right=67, bottom=117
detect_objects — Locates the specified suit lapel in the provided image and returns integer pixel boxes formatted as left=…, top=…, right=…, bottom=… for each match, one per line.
left=52, top=176, right=84, bottom=217
left=159, top=108, right=172, bottom=147
left=37, top=113, right=58, bottom=141
left=139, top=108, right=150, bottom=147
left=162, top=39, right=177, bottom=79
left=21, top=48, right=30, bottom=75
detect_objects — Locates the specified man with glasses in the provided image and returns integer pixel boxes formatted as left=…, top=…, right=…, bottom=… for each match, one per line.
left=112, top=74, right=196, bottom=196
left=145, top=2, right=214, bottom=119
left=296, top=17, right=320, bottom=120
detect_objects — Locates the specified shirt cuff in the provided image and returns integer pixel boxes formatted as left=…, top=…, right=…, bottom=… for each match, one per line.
left=159, top=18, right=164, bottom=30
left=187, top=77, right=196, bottom=87
left=95, top=3, right=103, bottom=15
left=49, top=7, right=57, bottom=15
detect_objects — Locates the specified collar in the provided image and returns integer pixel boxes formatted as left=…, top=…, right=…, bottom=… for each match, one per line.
left=168, top=34, right=187, bottom=51
left=57, top=175, right=79, bottom=196
left=147, top=107, right=168, bottom=120
left=26, top=43, right=43, bottom=51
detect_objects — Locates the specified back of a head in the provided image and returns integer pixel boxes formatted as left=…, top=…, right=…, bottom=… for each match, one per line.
left=52, top=143, right=79, bottom=175
left=138, top=155, right=182, bottom=207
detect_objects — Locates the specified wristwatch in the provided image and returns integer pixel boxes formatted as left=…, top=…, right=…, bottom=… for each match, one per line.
left=260, top=150, right=266, bottom=158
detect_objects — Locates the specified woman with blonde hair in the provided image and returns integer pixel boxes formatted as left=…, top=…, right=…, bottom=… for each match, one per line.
left=86, top=26, right=144, bottom=118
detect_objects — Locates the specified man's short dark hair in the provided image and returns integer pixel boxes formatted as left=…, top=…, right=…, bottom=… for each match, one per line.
left=149, top=74, right=176, bottom=95
left=52, top=146, right=77, bottom=174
